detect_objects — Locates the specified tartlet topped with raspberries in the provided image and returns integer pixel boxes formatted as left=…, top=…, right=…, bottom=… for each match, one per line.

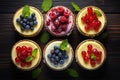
left=13, top=5, right=43, bottom=37
left=11, top=39, right=42, bottom=71
left=43, top=39, right=74, bottom=71
left=76, top=6, right=107, bottom=37
left=45, top=6, right=75, bottom=37
left=75, top=39, right=106, bottom=70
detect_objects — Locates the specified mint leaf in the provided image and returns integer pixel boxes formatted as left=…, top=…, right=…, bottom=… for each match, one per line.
left=71, top=2, right=80, bottom=12
left=32, top=68, right=42, bottom=79
left=67, top=68, right=79, bottom=77
left=32, top=48, right=38, bottom=57
left=90, top=54, right=96, bottom=61
left=40, top=31, right=50, bottom=43
left=60, top=39, right=68, bottom=51
left=41, top=0, right=52, bottom=12
left=26, top=56, right=33, bottom=62
left=94, top=10, right=102, bottom=17
left=100, top=32, right=108, bottom=40
left=22, top=5, right=30, bottom=18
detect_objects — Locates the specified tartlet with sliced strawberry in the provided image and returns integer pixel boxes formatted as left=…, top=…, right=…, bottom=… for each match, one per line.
left=45, top=6, right=75, bottom=37
left=75, top=39, right=106, bottom=70
left=11, top=39, right=42, bottom=71
left=76, top=6, right=107, bottom=37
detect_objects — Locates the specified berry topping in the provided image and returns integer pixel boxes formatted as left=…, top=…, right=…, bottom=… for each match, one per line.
left=81, top=44, right=102, bottom=67
left=45, top=6, right=74, bottom=35
left=15, top=45, right=34, bottom=67
left=47, top=46, right=69, bottom=65
left=16, top=12, right=38, bottom=31
left=81, top=7, right=102, bottom=32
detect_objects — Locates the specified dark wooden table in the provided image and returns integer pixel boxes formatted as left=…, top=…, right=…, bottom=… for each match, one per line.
left=0, top=0, right=120, bottom=80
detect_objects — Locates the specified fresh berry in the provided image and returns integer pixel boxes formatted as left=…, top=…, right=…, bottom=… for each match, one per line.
left=61, top=24, right=67, bottom=31
left=81, top=44, right=102, bottom=67
left=15, top=45, right=34, bottom=67
left=60, top=16, right=67, bottom=23
left=50, top=12, right=57, bottom=20
left=57, top=7, right=64, bottom=14
left=64, top=11, right=70, bottom=17
left=47, top=46, right=69, bottom=65
left=81, top=7, right=102, bottom=32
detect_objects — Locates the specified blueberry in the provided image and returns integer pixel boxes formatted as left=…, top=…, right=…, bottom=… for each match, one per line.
left=54, top=46, right=59, bottom=50
left=22, top=23, right=26, bottom=27
left=54, top=49, right=59, bottom=54
left=54, top=61, right=58, bottom=65
left=59, top=60, right=64, bottom=64
left=30, top=27, right=34, bottom=30
left=26, top=21, right=30, bottom=25
left=55, top=56, right=59, bottom=62
left=25, top=25, right=30, bottom=30
left=50, top=58, right=55, bottom=62
left=29, top=22, right=34, bottom=27
left=52, top=54, right=56, bottom=59
left=28, top=16, right=32, bottom=21
left=33, top=21, right=38, bottom=25
left=20, top=26, right=25, bottom=31
left=47, top=54, right=52, bottom=59
left=20, top=15, right=24, bottom=19
left=58, top=52, right=62, bottom=57
left=16, top=18, right=21, bottom=23
left=64, top=54, right=69, bottom=59
left=23, top=18, right=27, bottom=23
left=20, top=21, right=23, bottom=25
left=33, top=17, right=36, bottom=21
left=31, top=13, right=35, bottom=17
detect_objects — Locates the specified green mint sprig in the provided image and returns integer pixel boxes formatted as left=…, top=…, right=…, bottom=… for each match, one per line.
left=71, top=2, right=80, bottom=12
left=32, top=67, right=42, bottom=79
left=60, top=39, right=68, bottom=51
left=22, top=5, right=30, bottom=18
left=40, top=31, right=50, bottom=44
left=94, top=10, right=102, bottom=17
left=41, top=0, right=52, bottom=12
left=26, top=48, right=38, bottom=62
left=67, top=68, right=79, bottom=77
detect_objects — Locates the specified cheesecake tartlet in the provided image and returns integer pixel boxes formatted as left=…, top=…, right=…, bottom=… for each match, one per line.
left=45, top=6, right=75, bottom=37
left=76, top=6, right=107, bottom=37
left=11, top=39, right=42, bottom=71
left=13, top=5, right=43, bottom=37
left=75, top=39, right=106, bottom=70
left=43, top=40, right=74, bottom=71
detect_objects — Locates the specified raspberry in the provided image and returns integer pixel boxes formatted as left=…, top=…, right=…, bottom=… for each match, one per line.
left=60, top=16, right=67, bottom=23
left=61, top=24, right=67, bottom=31
left=50, top=12, right=57, bottom=20
left=57, top=7, right=64, bottom=14
left=64, top=10, right=70, bottom=17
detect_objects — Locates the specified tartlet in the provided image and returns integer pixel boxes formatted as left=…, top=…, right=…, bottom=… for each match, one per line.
left=76, top=6, right=107, bottom=37
left=45, top=6, right=75, bottom=37
left=13, top=6, right=43, bottom=37
left=11, top=39, right=42, bottom=71
left=43, top=40, right=74, bottom=71
left=75, top=39, right=106, bottom=70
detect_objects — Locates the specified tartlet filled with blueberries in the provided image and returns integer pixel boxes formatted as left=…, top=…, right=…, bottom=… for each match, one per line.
left=43, top=39, right=74, bottom=71
left=13, top=5, right=43, bottom=37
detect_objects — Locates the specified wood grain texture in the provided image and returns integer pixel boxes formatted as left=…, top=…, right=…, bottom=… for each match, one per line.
left=0, top=0, right=120, bottom=80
